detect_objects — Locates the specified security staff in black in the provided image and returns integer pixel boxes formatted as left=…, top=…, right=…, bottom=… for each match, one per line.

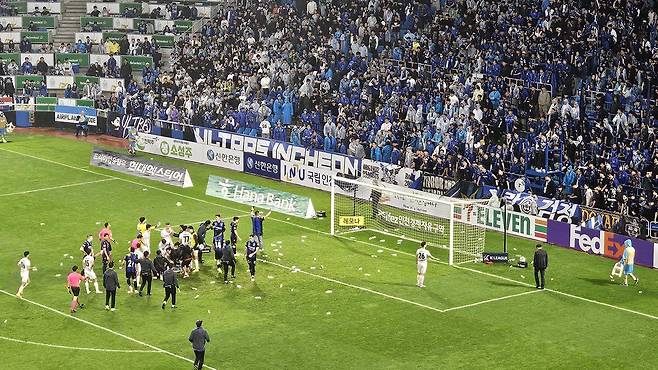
left=533, top=244, right=548, bottom=289
left=189, top=320, right=210, bottom=370
left=221, top=240, right=236, bottom=284
left=161, top=264, right=179, bottom=309
left=138, top=251, right=157, bottom=296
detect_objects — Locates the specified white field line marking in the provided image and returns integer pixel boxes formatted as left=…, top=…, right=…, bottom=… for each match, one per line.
left=5, top=147, right=658, bottom=321
left=0, top=178, right=115, bottom=197
left=442, top=290, right=544, bottom=313
left=0, top=335, right=161, bottom=353
left=0, top=290, right=217, bottom=370
left=260, top=259, right=445, bottom=313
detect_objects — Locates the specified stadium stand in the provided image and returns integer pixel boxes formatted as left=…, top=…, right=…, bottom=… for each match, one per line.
left=1, top=0, right=657, bottom=235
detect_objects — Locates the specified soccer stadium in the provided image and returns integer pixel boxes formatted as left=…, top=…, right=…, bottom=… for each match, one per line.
left=1, top=0, right=658, bottom=368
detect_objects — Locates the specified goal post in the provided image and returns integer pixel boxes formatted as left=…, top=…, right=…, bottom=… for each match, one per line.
left=330, top=176, right=487, bottom=265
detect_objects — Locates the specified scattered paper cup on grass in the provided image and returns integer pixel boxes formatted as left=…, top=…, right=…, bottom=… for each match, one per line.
left=391, top=253, right=398, bottom=257
left=236, top=285, right=242, bottom=289
left=326, top=311, right=331, bottom=315
left=325, top=290, right=332, bottom=294
left=279, top=283, right=283, bottom=288
left=254, top=296, right=262, bottom=300
left=379, top=240, right=385, bottom=243
left=194, top=295, right=200, bottom=299
left=377, top=249, right=383, bottom=253
left=267, top=275, right=274, bottom=279
left=369, top=236, right=376, bottom=240
left=55, top=274, right=61, bottom=277
left=175, top=202, right=182, bottom=207
left=39, top=223, right=45, bottom=226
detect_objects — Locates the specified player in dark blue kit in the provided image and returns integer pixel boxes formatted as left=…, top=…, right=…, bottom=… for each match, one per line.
left=230, top=216, right=241, bottom=255
left=101, top=233, right=112, bottom=273
left=251, top=207, right=271, bottom=251
left=245, top=235, right=259, bottom=282
left=121, top=248, right=139, bottom=294
left=212, top=214, right=225, bottom=271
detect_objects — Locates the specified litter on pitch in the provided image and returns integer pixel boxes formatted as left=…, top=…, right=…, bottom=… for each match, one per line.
left=194, top=295, right=200, bottom=299
left=55, top=274, right=61, bottom=277
left=276, top=241, right=282, bottom=244
left=358, top=267, right=363, bottom=271
left=391, top=253, right=398, bottom=257
left=267, top=275, right=274, bottom=279
left=301, top=235, right=307, bottom=239
left=236, top=284, right=242, bottom=289
left=279, top=283, right=283, bottom=288
left=209, top=281, right=216, bottom=284
left=379, top=240, right=385, bottom=243
left=325, top=290, right=332, bottom=294
left=59, top=262, right=63, bottom=266
left=39, top=223, right=45, bottom=226
left=63, top=254, right=69, bottom=257
left=273, top=249, right=279, bottom=252
left=520, top=275, right=525, bottom=279
left=370, top=255, right=377, bottom=258
left=2, top=320, right=6, bottom=324
left=31, top=267, right=37, bottom=271
left=95, top=222, right=101, bottom=225
left=364, top=273, right=371, bottom=277
left=326, top=311, right=331, bottom=315
left=278, top=252, right=284, bottom=256
left=397, top=240, right=403, bottom=244
left=207, top=310, right=211, bottom=314
left=191, top=287, right=198, bottom=291
left=175, top=202, right=182, bottom=207
left=368, top=236, right=377, bottom=240
left=639, top=291, right=643, bottom=294
left=254, top=296, right=262, bottom=300
left=142, top=188, right=148, bottom=191
left=309, top=266, right=316, bottom=270
left=377, top=249, right=383, bottom=253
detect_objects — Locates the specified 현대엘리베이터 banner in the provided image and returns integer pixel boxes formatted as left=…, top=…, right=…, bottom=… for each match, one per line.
left=90, top=148, right=192, bottom=188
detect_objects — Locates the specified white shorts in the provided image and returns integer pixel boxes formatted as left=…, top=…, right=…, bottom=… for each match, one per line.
left=85, top=270, right=97, bottom=280
left=20, top=271, right=30, bottom=284
left=417, top=262, right=427, bottom=274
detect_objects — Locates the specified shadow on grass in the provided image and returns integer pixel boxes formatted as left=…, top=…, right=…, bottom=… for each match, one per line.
left=578, top=277, right=617, bottom=286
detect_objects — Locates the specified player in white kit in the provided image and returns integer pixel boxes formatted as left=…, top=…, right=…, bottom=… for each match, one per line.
left=83, top=250, right=102, bottom=294
left=16, top=251, right=31, bottom=298
left=160, top=223, right=174, bottom=248
left=416, top=241, right=435, bottom=288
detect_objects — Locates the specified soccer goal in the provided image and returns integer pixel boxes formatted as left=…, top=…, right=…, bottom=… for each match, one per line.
left=330, top=176, right=488, bottom=265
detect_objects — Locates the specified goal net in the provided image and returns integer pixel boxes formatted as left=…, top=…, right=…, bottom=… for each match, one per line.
left=330, top=176, right=487, bottom=265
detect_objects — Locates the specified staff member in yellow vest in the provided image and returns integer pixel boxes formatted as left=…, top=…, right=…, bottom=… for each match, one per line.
left=0, top=111, right=9, bottom=143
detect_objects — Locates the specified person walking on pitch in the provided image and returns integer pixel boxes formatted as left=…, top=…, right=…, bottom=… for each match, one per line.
left=138, top=250, right=157, bottom=296
left=103, top=261, right=120, bottom=311
left=162, top=264, right=179, bottom=309
left=415, top=242, right=435, bottom=288
left=533, top=244, right=549, bottom=289
left=246, top=235, right=259, bottom=282
left=16, top=251, right=31, bottom=298
left=620, top=239, right=639, bottom=286
left=189, top=320, right=210, bottom=370
left=221, top=240, right=236, bottom=284
left=82, top=249, right=102, bottom=294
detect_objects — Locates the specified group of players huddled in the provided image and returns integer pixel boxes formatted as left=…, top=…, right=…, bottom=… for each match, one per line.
left=16, top=207, right=271, bottom=313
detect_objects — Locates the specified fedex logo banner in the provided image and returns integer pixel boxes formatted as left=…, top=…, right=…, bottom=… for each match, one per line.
left=547, top=220, right=655, bottom=267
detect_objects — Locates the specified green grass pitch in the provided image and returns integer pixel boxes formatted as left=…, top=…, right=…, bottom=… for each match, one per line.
left=1, top=132, right=658, bottom=369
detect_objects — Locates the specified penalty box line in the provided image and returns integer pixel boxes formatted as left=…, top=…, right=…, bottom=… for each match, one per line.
left=0, top=335, right=161, bottom=353
left=0, top=290, right=218, bottom=370
left=4, top=147, right=658, bottom=321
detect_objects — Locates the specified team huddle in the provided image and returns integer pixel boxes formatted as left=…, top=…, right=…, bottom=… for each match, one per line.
left=15, top=207, right=271, bottom=313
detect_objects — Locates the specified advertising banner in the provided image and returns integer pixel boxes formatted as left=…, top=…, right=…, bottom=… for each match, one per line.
left=280, top=161, right=333, bottom=192
left=21, top=31, right=49, bottom=44
left=192, top=126, right=362, bottom=177
left=54, top=105, right=97, bottom=126
left=123, top=55, right=153, bottom=70
left=500, top=189, right=581, bottom=224
left=360, top=159, right=416, bottom=187
left=137, top=133, right=243, bottom=173
left=45, top=75, right=73, bottom=89
left=25, top=16, right=55, bottom=28
left=80, top=17, right=113, bottom=30
left=90, top=148, right=192, bottom=188
left=56, top=52, right=89, bottom=67
left=244, top=152, right=280, bottom=180
left=546, top=220, right=655, bottom=268
left=0, top=53, right=20, bottom=64
left=152, top=34, right=174, bottom=48
left=470, top=205, right=548, bottom=242
left=421, top=174, right=457, bottom=195
left=206, top=175, right=315, bottom=219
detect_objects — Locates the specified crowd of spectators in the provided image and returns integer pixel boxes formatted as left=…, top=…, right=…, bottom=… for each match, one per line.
left=5, top=0, right=658, bottom=221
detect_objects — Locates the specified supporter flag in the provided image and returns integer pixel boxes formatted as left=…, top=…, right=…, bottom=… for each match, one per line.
left=582, top=214, right=603, bottom=230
